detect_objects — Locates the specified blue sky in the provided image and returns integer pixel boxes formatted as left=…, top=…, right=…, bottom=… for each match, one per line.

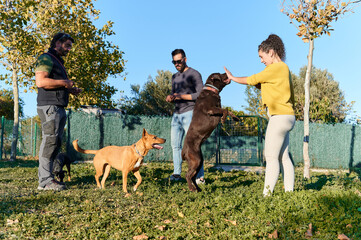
left=1, top=0, right=361, bottom=119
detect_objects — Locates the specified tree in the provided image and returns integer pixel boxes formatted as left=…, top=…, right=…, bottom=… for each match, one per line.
left=0, top=89, right=24, bottom=119
left=281, top=0, right=359, bottom=178
left=0, top=0, right=125, bottom=160
left=292, top=66, right=353, bottom=123
left=244, top=85, right=267, bottom=118
left=120, top=70, right=174, bottom=116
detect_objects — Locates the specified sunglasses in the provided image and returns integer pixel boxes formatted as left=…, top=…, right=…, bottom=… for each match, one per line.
left=172, top=58, right=184, bottom=65
left=58, top=33, right=73, bottom=42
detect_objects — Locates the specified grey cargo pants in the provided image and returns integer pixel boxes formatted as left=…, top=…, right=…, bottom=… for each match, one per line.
left=37, top=105, right=67, bottom=187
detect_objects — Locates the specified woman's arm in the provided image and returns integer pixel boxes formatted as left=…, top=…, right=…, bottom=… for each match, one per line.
left=224, top=67, right=248, bottom=85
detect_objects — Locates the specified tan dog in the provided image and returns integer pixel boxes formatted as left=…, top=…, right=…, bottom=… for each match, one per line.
left=72, top=128, right=165, bottom=196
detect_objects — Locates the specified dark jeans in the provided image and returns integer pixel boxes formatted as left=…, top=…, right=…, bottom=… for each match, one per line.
left=37, top=105, right=66, bottom=187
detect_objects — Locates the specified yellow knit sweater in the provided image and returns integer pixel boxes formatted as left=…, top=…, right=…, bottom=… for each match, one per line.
left=247, top=62, right=295, bottom=115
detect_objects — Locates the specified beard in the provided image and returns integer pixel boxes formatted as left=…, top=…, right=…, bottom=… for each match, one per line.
left=177, top=63, right=186, bottom=73
left=58, top=46, right=69, bottom=57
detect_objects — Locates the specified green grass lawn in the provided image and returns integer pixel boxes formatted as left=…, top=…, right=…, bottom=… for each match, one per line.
left=0, top=159, right=360, bottom=239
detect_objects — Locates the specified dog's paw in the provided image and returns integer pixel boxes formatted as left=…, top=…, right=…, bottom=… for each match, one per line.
left=232, top=116, right=240, bottom=122
left=125, top=193, right=131, bottom=198
left=221, top=115, right=227, bottom=124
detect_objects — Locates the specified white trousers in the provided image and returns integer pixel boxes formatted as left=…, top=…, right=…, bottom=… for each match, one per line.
left=263, top=113, right=295, bottom=196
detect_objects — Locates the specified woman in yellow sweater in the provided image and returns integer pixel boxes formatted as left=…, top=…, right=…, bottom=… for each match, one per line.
left=224, top=34, right=295, bottom=196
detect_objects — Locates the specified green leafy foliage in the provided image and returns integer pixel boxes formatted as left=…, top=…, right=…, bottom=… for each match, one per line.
left=0, top=0, right=125, bottom=109
left=281, top=0, right=358, bottom=42
left=0, top=0, right=125, bottom=159
left=0, top=89, right=24, bottom=119
left=119, top=70, right=174, bottom=116
left=1, top=159, right=360, bottom=239
left=244, top=85, right=267, bottom=118
left=292, top=66, right=353, bottom=123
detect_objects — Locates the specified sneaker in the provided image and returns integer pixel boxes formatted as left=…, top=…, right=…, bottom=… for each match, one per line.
left=37, top=180, right=66, bottom=191
left=196, top=178, right=205, bottom=185
left=169, top=174, right=182, bottom=181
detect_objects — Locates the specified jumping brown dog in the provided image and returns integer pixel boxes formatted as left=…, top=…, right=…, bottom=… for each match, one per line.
left=72, top=128, right=165, bottom=196
left=182, top=73, right=239, bottom=192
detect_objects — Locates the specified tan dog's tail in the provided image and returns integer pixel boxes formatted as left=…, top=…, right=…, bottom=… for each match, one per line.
left=72, top=139, right=98, bottom=155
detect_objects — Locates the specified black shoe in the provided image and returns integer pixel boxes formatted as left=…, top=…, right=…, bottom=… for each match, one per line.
left=37, top=180, right=66, bottom=191
left=169, top=174, right=182, bottom=181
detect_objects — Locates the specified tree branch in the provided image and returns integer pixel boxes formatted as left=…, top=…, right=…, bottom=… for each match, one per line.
left=0, top=60, right=12, bottom=69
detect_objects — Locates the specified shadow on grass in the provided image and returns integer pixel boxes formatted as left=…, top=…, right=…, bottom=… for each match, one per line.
left=305, top=175, right=331, bottom=191
left=1, top=192, right=86, bottom=221
left=0, top=159, right=38, bottom=169
left=305, top=173, right=359, bottom=191
left=315, top=194, right=361, bottom=237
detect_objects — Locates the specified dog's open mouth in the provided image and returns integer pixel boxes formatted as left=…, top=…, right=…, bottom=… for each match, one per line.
left=152, top=144, right=164, bottom=150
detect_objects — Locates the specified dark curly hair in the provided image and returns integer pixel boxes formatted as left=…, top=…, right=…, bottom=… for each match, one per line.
left=171, top=49, right=186, bottom=58
left=258, top=34, right=286, bottom=61
left=50, top=32, right=74, bottom=49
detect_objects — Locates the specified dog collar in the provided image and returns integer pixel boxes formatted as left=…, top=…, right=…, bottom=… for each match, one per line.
left=134, top=144, right=145, bottom=158
left=203, top=84, right=219, bottom=93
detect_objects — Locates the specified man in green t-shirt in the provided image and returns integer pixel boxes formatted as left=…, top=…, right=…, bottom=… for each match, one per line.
left=35, top=32, right=81, bottom=191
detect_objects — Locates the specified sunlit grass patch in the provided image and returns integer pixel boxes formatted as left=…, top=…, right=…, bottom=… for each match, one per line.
left=1, top=159, right=360, bottom=239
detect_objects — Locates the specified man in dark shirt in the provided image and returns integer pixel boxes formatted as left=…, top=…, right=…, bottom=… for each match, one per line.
left=35, top=32, right=81, bottom=191
left=166, top=49, right=205, bottom=184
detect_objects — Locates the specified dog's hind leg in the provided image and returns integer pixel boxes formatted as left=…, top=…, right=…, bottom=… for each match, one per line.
left=100, top=164, right=111, bottom=189
left=65, top=163, right=71, bottom=181
left=185, top=152, right=202, bottom=192
left=132, top=170, right=142, bottom=191
left=94, top=161, right=104, bottom=188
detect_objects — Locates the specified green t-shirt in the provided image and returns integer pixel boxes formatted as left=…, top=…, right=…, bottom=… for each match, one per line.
left=35, top=54, right=53, bottom=73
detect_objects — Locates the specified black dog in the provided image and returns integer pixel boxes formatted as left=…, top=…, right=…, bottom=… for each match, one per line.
left=52, top=153, right=73, bottom=183
left=182, top=73, right=239, bottom=192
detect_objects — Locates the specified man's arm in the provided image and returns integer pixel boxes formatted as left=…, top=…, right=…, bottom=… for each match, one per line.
left=174, top=70, right=203, bottom=101
left=35, top=71, right=74, bottom=89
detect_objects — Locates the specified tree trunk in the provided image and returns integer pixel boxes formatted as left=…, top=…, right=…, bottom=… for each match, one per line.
left=303, top=39, right=314, bottom=179
left=10, top=64, right=19, bottom=161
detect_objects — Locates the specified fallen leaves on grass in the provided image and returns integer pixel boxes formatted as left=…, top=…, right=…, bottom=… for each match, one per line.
left=204, top=221, right=212, bottom=228
left=133, top=233, right=148, bottom=239
left=268, top=229, right=278, bottom=239
left=338, top=234, right=350, bottom=240
left=224, top=219, right=237, bottom=225
left=6, top=219, right=19, bottom=225
left=305, top=223, right=313, bottom=238
left=177, top=211, right=184, bottom=218
left=154, top=225, right=166, bottom=231
left=355, top=189, right=361, bottom=197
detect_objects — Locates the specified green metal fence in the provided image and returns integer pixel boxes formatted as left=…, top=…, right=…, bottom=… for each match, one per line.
left=0, top=117, right=41, bottom=159
left=66, top=110, right=218, bottom=162
left=289, top=121, right=361, bottom=169
left=215, top=116, right=268, bottom=166
left=1, top=111, right=361, bottom=171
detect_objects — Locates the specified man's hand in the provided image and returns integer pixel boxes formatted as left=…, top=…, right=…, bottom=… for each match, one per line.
left=64, top=80, right=74, bottom=89
left=166, top=94, right=176, bottom=102
left=69, top=87, right=82, bottom=96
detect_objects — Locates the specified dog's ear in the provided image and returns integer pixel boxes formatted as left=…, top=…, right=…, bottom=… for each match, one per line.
left=142, top=128, right=147, bottom=137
